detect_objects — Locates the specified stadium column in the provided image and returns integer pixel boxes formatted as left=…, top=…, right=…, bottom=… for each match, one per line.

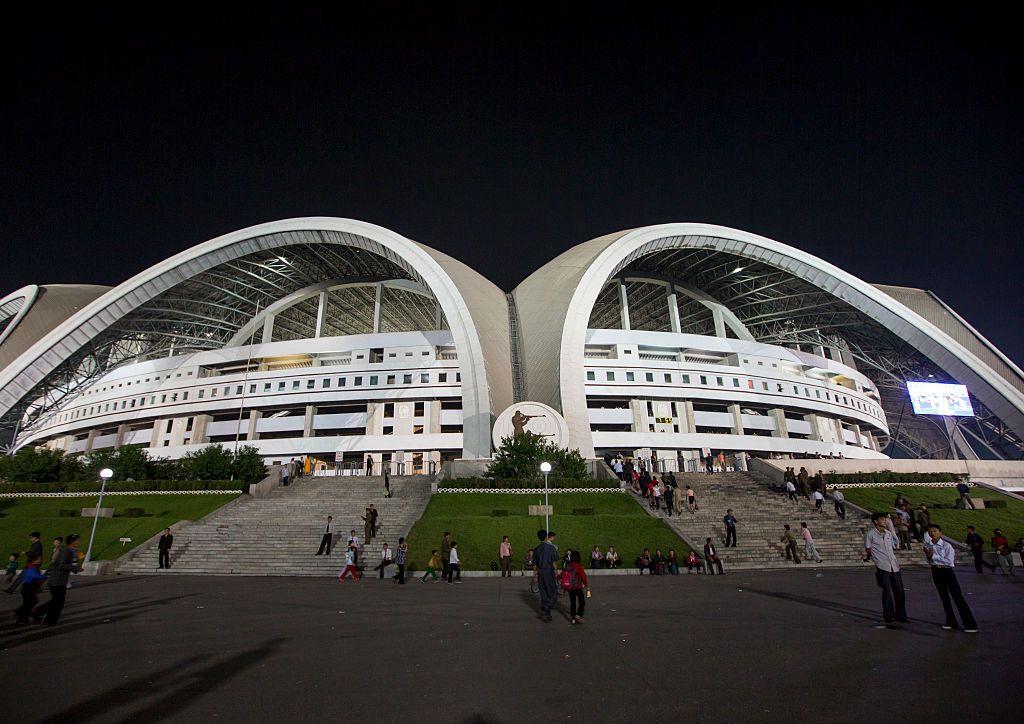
left=114, top=423, right=129, bottom=448
left=84, top=429, right=100, bottom=452
left=304, top=405, right=316, bottom=437
left=191, top=414, right=212, bottom=445
left=314, top=291, right=327, bottom=338
left=247, top=410, right=262, bottom=441
left=682, top=401, right=696, bottom=433
left=849, top=423, right=862, bottom=447
left=618, top=281, right=631, bottom=330
left=261, top=315, right=275, bottom=344
left=728, top=403, right=743, bottom=435
left=666, top=286, right=682, bottom=333
left=803, top=413, right=826, bottom=442
left=769, top=408, right=789, bottom=438
left=372, top=283, right=383, bottom=333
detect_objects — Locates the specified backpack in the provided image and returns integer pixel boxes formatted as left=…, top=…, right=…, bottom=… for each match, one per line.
left=560, top=567, right=581, bottom=591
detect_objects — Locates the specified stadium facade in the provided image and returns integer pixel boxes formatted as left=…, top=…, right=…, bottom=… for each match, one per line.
left=1, top=218, right=1022, bottom=472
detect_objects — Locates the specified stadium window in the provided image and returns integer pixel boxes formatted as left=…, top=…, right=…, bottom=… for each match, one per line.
left=699, top=375, right=707, bottom=385
left=421, top=373, right=429, bottom=383
left=664, top=373, right=672, bottom=383
left=777, top=384, right=784, bottom=393
left=762, top=382, right=769, bottom=391
left=716, top=376, right=723, bottom=386
left=626, top=371, right=634, bottom=381
left=793, top=386, right=799, bottom=394
left=211, top=388, right=217, bottom=397
left=387, top=375, right=396, bottom=385
left=250, top=384, right=257, bottom=393
left=150, top=397, right=156, bottom=405
left=439, top=373, right=448, bottom=383
left=369, top=376, right=378, bottom=385
left=587, top=371, right=595, bottom=381
left=354, top=377, right=363, bottom=386
left=757, top=361, right=763, bottom=366
left=646, top=401, right=654, bottom=416
left=733, top=378, right=740, bottom=387
left=413, top=425, right=424, bottom=434
left=384, top=403, right=395, bottom=417
left=264, top=383, right=271, bottom=392
left=278, top=382, right=286, bottom=391
left=645, top=372, right=654, bottom=382
left=682, top=374, right=690, bottom=384
left=606, top=371, right=615, bottom=382
left=306, top=380, right=315, bottom=389
left=121, top=401, right=127, bottom=409
left=181, top=391, right=188, bottom=401
left=456, top=373, right=461, bottom=382
left=198, top=390, right=205, bottom=399
left=383, top=426, right=394, bottom=435
left=338, top=378, right=346, bottom=387
left=166, top=419, right=173, bottom=433
left=171, top=393, right=178, bottom=402
left=805, top=389, right=811, bottom=397
left=815, top=390, right=821, bottom=399
left=415, top=401, right=424, bottom=416
left=292, top=381, right=300, bottom=390
left=403, top=374, right=413, bottom=384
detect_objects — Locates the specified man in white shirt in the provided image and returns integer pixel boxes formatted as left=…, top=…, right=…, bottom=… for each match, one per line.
left=315, top=515, right=334, bottom=556
left=923, top=524, right=978, bottom=632
left=831, top=488, right=846, bottom=519
left=377, top=542, right=393, bottom=579
left=785, top=479, right=797, bottom=502
left=864, top=513, right=908, bottom=624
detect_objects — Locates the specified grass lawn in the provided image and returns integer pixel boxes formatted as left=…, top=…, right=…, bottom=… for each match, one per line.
left=840, top=486, right=1024, bottom=544
left=404, top=492, right=690, bottom=570
left=0, top=494, right=239, bottom=563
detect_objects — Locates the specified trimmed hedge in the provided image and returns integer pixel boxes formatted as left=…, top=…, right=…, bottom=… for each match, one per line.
left=0, top=479, right=243, bottom=494
left=441, top=477, right=620, bottom=489
left=827, top=471, right=967, bottom=486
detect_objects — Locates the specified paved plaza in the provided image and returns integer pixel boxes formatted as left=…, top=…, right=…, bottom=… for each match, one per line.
left=2, top=568, right=1021, bottom=723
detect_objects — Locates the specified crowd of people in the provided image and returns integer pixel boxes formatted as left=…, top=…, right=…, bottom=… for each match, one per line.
left=5, top=530, right=86, bottom=626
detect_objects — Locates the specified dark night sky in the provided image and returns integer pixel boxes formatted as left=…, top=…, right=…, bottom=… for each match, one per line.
left=2, top=7, right=1021, bottom=363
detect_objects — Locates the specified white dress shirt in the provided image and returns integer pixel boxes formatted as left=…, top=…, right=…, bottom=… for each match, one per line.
left=924, top=537, right=956, bottom=568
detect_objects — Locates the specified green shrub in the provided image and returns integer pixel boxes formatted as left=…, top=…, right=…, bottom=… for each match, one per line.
left=828, top=471, right=968, bottom=486
left=0, top=479, right=242, bottom=494
left=441, top=477, right=618, bottom=490
left=122, top=508, right=145, bottom=518
left=485, top=433, right=589, bottom=481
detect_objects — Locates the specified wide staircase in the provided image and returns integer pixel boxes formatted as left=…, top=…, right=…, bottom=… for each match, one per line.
left=642, top=471, right=929, bottom=570
left=118, top=475, right=432, bottom=576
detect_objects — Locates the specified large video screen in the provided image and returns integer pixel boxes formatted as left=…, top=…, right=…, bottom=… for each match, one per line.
left=906, top=381, right=974, bottom=417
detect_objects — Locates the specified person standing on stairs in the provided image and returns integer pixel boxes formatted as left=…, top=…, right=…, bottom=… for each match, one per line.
left=800, top=523, right=823, bottom=563
left=315, top=516, right=334, bottom=556
left=440, top=532, right=452, bottom=582
left=704, top=453, right=714, bottom=475
left=281, top=463, right=290, bottom=487
left=686, top=486, right=697, bottom=514
left=394, top=537, right=407, bottom=584
left=723, top=510, right=737, bottom=547
left=365, top=454, right=373, bottom=476
left=797, top=468, right=810, bottom=499
left=781, top=525, right=801, bottom=564
left=363, top=508, right=373, bottom=544
left=369, top=505, right=379, bottom=538
left=384, top=470, right=391, bottom=499
left=663, top=481, right=674, bottom=517
left=703, top=538, right=724, bottom=575
left=158, top=527, right=174, bottom=569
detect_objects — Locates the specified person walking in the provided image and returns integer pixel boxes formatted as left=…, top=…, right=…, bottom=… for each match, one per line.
left=363, top=508, right=373, bottom=543
left=812, top=489, right=824, bottom=514
left=965, top=525, right=994, bottom=573
left=32, top=534, right=81, bottom=626
left=991, top=529, right=1016, bottom=576
left=800, top=522, right=823, bottom=563
left=394, top=537, right=408, bottom=584
left=376, top=542, right=393, bottom=579
left=564, top=550, right=589, bottom=624
left=915, top=505, right=931, bottom=543
left=338, top=545, right=360, bottom=581
left=13, top=554, right=46, bottom=624
left=831, top=487, right=846, bottom=518
left=447, top=541, right=461, bottom=583
left=26, top=531, right=42, bottom=563
left=315, top=516, right=334, bottom=556
left=440, top=532, right=452, bottom=582
left=422, top=549, right=441, bottom=582
left=158, top=527, right=174, bottom=568
left=723, top=510, right=738, bottom=547
left=797, top=468, right=810, bottom=499
left=384, top=470, right=391, bottom=499
left=652, top=477, right=663, bottom=510
left=956, top=480, right=976, bottom=510
left=863, top=513, right=908, bottom=625
left=785, top=478, right=798, bottom=502
left=781, top=524, right=801, bottom=564
left=663, top=481, right=674, bottom=517
left=281, top=462, right=291, bottom=487
left=703, top=538, right=724, bottom=575
left=704, top=453, right=714, bottom=475
left=686, top=486, right=697, bottom=514
left=923, top=524, right=978, bottom=632
left=365, top=454, right=373, bottom=476
left=533, top=529, right=559, bottom=621
left=716, top=451, right=726, bottom=473
left=499, top=536, right=513, bottom=577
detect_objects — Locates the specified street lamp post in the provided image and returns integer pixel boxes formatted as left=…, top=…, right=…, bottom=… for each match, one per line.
left=540, top=461, right=552, bottom=531
left=84, top=467, right=114, bottom=566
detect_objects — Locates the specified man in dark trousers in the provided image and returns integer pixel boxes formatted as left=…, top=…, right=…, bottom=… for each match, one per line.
left=158, top=528, right=174, bottom=569
left=315, top=516, right=334, bottom=556
left=723, top=510, right=738, bottom=547
left=33, top=533, right=81, bottom=626
left=964, top=525, right=994, bottom=573
left=365, top=454, right=373, bottom=476
left=440, top=532, right=452, bottom=583
left=923, top=524, right=977, bottom=632
left=368, top=505, right=379, bottom=538
left=781, top=524, right=801, bottom=563
left=533, top=529, right=559, bottom=622
left=26, top=531, right=43, bottom=563
left=864, top=513, right=908, bottom=625
left=703, top=537, right=724, bottom=574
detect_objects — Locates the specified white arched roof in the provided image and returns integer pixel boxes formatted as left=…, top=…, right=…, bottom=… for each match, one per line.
left=0, top=218, right=511, bottom=458
left=513, top=223, right=1024, bottom=457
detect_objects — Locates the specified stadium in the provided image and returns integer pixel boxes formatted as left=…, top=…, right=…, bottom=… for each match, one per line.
left=2, top=218, right=1023, bottom=470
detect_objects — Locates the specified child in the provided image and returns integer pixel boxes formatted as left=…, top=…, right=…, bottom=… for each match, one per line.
left=338, top=545, right=360, bottom=582
left=422, top=549, right=441, bottom=582
left=566, top=550, right=589, bottom=624
left=5, top=552, right=18, bottom=584
left=447, top=541, right=461, bottom=583
left=14, top=555, right=47, bottom=624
